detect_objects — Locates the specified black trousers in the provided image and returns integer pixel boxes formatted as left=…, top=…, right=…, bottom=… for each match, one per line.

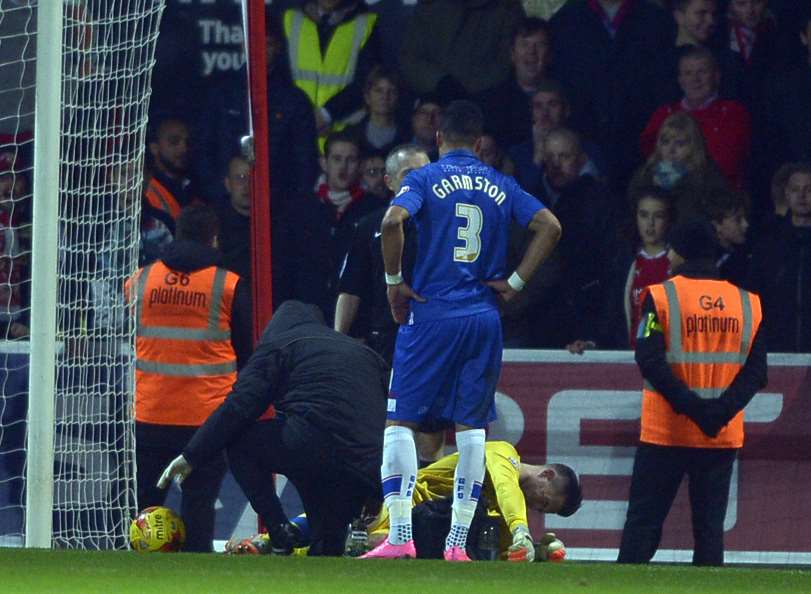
left=136, top=423, right=227, bottom=553
left=226, top=414, right=375, bottom=557
left=618, top=443, right=737, bottom=566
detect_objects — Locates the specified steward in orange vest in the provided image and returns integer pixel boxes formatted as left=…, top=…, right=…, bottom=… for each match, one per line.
left=618, top=219, right=767, bottom=567
left=144, top=116, right=204, bottom=230
left=127, top=206, right=252, bottom=552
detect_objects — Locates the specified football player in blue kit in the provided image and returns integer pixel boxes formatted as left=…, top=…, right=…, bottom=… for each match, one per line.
left=361, top=100, right=562, bottom=561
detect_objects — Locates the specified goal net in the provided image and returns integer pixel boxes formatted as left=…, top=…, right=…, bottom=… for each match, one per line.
left=0, top=0, right=165, bottom=549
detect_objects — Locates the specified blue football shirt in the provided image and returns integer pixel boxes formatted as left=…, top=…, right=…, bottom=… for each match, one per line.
left=392, top=149, right=545, bottom=322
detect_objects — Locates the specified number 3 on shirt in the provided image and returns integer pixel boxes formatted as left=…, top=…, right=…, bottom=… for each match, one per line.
left=454, top=203, right=483, bottom=263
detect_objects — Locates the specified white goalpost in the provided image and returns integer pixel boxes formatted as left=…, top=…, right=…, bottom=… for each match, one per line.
left=0, top=0, right=166, bottom=549
left=26, top=0, right=64, bottom=549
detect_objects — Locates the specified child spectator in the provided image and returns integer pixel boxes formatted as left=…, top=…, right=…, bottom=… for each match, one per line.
left=607, top=186, right=675, bottom=350
left=703, top=188, right=751, bottom=286
left=630, top=112, right=728, bottom=224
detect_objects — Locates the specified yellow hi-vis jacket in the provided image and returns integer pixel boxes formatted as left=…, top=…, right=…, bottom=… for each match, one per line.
left=283, top=8, right=377, bottom=109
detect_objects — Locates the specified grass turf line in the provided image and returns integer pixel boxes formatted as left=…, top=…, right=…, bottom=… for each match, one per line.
left=1, top=549, right=809, bottom=594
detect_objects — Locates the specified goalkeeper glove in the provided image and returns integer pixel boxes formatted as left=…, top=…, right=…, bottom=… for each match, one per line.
left=538, top=532, right=566, bottom=562
left=224, top=533, right=270, bottom=555
left=507, top=526, right=535, bottom=562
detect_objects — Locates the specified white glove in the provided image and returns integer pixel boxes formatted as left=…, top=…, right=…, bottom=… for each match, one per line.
left=538, top=532, right=566, bottom=562
left=507, top=526, right=535, bottom=562
left=157, top=454, right=193, bottom=489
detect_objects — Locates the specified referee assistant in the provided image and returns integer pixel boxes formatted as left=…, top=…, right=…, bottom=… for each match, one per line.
left=618, top=219, right=767, bottom=566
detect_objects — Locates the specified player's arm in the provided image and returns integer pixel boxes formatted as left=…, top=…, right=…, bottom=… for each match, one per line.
left=334, top=293, right=361, bottom=334
left=335, top=218, right=374, bottom=333
left=484, top=449, right=534, bottom=562
left=488, top=208, right=561, bottom=302
left=486, top=449, right=528, bottom=533
left=381, top=204, right=409, bottom=286
left=381, top=205, right=424, bottom=324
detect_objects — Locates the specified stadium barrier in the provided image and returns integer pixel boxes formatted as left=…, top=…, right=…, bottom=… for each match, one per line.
left=2, top=347, right=809, bottom=562
left=497, top=349, right=811, bottom=565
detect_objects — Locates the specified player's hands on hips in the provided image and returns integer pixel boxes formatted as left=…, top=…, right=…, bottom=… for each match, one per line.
left=484, top=279, right=519, bottom=304
left=387, top=282, right=425, bottom=325
left=157, top=454, right=192, bottom=489
left=507, top=526, right=535, bottom=562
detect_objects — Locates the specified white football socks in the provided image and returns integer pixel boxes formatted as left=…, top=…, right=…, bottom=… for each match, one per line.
left=446, top=428, right=486, bottom=550
left=381, top=425, right=418, bottom=545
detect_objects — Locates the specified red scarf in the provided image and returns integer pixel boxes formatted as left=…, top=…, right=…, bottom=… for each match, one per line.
left=316, top=180, right=365, bottom=221
left=730, top=24, right=756, bottom=64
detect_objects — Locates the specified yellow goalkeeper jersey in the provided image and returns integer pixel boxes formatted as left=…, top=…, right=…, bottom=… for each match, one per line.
left=368, top=441, right=528, bottom=550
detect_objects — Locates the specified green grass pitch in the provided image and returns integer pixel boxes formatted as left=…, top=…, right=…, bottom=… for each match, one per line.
left=1, top=549, right=809, bottom=594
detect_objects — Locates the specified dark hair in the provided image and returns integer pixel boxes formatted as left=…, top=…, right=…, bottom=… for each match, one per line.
left=324, top=131, right=360, bottom=158
left=360, top=151, right=386, bottom=163
left=626, top=185, right=676, bottom=246
left=363, top=65, right=400, bottom=96
left=532, top=79, right=569, bottom=105
left=701, top=189, right=748, bottom=223
left=551, top=464, right=582, bottom=518
left=147, top=114, right=188, bottom=144
left=678, top=45, right=718, bottom=71
left=512, top=16, right=551, bottom=44
left=672, top=0, right=699, bottom=11
left=630, top=185, right=675, bottom=214
left=782, top=161, right=811, bottom=183
left=438, top=100, right=483, bottom=146
left=175, top=205, right=220, bottom=246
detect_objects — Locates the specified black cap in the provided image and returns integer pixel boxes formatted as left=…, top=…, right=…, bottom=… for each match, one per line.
left=668, top=218, right=719, bottom=261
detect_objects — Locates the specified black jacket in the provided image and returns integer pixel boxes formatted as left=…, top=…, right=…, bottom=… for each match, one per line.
left=337, top=206, right=417, bottom=360
left=550, top=0, right=673, bottom=188
left=195, top=65, right=319, bottom=206
left=747, top=220, right=811, bottom=353
left=183, top=300, right=388, bottom=488
left=160, top=239, right=253, bottom=369
left=635, top=261, right=768, bottom=439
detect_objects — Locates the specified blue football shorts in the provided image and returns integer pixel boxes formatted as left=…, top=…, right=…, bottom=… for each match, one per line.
left=387, top=309, right=502, bottom=428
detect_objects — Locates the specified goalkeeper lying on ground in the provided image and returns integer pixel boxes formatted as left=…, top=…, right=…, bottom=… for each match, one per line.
left=366, top=440, right=582, bottom=561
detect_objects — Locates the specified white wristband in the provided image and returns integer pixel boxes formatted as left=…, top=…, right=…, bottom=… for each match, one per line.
left=385, top=271, right=404, bottom=286
left=507, top=271, right=526, bottom=292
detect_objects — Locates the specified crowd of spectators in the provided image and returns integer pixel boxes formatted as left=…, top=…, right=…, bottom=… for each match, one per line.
left=4, top=0, right=809, bottom=355
left=129, top=0, right=811, bottom=354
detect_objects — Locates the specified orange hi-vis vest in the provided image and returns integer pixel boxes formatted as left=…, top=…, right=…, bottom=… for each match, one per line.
left=640, top=275, right=762, bottom=449
left=127, top=261, right=239, bottom=426
left=145, top=176, right=182, bottom=221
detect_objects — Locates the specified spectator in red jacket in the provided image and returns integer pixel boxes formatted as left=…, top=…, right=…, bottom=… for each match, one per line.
left=640, top=46, right=751, bottom=190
